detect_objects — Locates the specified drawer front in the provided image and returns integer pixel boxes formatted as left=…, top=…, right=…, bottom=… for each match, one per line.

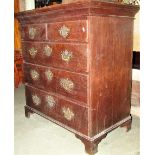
left=22, top=42, right=88, bottom=73
left=21, top=24, right=46, bottom=41
left=25, top=85, right=88, bottom=135
left=23, top=63, right=87, bottom=103
left=47, top=20, right=88, bottom=42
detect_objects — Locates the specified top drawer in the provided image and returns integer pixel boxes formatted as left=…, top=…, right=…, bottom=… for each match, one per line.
left=21, top=24, right=46, bottom=41
left=20, top=20, right=88, bottom=42
left=47, top=20, right=88, bottom=43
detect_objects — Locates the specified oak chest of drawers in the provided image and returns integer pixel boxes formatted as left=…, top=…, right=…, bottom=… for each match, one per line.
left=16, top=1, right=139, bottom=154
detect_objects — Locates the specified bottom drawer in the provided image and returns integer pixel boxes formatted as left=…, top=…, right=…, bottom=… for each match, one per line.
left=25, top=85, right=88, bottom=135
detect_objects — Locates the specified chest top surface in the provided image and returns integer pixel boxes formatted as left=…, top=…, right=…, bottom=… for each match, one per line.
left=16, top=0, right=139, bottom=24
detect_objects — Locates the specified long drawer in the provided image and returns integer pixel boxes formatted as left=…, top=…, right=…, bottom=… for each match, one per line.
left=25, top=85, right=88, bottom=135
left=22, top=42, right=88, bottom=73
left=23, top=63, right=88, bottom=104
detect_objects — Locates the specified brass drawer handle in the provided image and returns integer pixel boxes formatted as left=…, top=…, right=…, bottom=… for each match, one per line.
left=45, top=70, right=53, bottom=81
left=62, top=107, right=74, bottom=121
left=60, top=78, right=74, bottom=92
left=61, top=50, right=72, bottom=62
left=45, top=95, right=56, bottom=108
left=32, top=95, right=41, bottom=106
left=30, top=69, right=39, bottom=81
left=28, top=27, right=37, bottom=39
left=43, top=45, right=52, bottom=57
left=29, top=47, right=37, bottom=58
left=58, top=25, right=70, bottom=38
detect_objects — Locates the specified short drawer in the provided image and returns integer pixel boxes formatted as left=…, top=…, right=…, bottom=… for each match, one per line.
left=22, top=42, right=88, bottom=73
left=21, top=24, right=46, bottom=41
left=23, top=63, right=88, bottom=103
left=25, top=85, right=88, bottom=135
left=47, top=20, right=88, bottom=42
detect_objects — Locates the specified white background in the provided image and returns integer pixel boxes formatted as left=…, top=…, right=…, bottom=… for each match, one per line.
left=0, top=0, right=14, bottom=155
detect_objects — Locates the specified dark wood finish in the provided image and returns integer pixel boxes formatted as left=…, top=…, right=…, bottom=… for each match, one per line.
left=47, top=20, right=88, bottom=42
left=21, top=24, right=46, bottom=41
left=16, top=1, right=139, bottom=24
left=16, top=1, right=139, bottom=154
left=22, top=42, right=88, bottom=73
left=25, top=105, right=34, bottom=118
left=75, top=134, right=107, bottom=155
left=88, top=16, right=134, bottom=137
left=120, top=116, right=132, bottom=132
left=25, top=85, right=88, bottom=134
left=23, top=62, right=88, bottom=103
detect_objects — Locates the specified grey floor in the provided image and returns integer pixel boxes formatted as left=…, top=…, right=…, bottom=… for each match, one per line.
left=15, top=85, right=140, bottom=155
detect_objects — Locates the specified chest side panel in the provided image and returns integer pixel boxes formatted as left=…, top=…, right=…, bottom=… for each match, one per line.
left=89, top=16, right=134, bottom=137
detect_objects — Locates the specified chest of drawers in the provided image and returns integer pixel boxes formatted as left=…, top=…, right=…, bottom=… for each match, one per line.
left=16, top=1, right=139, bottom=154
